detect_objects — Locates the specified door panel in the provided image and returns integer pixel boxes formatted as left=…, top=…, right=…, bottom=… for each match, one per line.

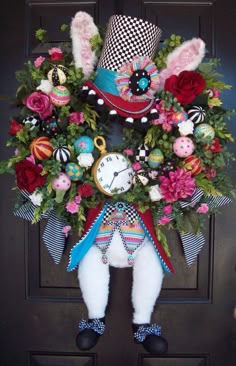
left=0, top=0, right=235, bottom=365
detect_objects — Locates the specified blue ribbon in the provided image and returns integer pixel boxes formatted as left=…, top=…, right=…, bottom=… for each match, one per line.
left=78, top=319, right=105, bottom=335
left=134, top=324, right=162, bottom=342
left=94, top=67, right=119, bottom=96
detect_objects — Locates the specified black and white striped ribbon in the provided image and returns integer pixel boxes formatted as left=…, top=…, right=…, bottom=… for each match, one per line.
left=179, top=188, right=204, bottom=208
left=205, top=195, right=232, bottom=209
left=180, top=231, right=205, bottom=266
left=14, top=191, right=66, bottom=264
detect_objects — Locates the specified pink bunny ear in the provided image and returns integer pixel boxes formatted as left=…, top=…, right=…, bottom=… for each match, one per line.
left=70, top=12, right=100, bottom=77
left=158, top=38, right=206, bottom=89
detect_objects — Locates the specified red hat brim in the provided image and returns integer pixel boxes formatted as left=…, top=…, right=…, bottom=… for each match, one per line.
left=85, top=81, right=156, bottom=118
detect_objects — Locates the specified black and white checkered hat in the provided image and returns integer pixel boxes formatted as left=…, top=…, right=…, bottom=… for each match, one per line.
left=84, top=14, right=162, bottom=119
left=98, top=15, right=162, bottom=71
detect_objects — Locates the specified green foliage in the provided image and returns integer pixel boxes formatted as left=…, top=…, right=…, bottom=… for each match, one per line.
left=61, top=24, right=70, bottom=32
left=35, top=28, right=47, bottom=42
left=198, top=59, right=232, bottom=91
left=158, top=91, right=183, bottom=112
left=176, top=209, right=200, bottom=235
left=154, top=34, right=183, bottom=70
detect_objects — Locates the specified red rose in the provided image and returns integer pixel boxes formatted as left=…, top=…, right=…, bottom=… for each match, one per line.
left=164, top=70, right=206, bottom=105
left=24, top=92, right=53, bottom=120
left=78, top=183, right=94, bottom=197
left=14, top=159, right=46, bottom=193
left=205, top=137, right=223, bottom=153
left=8, top=119, right=24, bottom=135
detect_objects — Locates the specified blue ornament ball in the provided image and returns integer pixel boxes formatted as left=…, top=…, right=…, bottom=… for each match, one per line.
left=74, top=136, right=94, bottom=154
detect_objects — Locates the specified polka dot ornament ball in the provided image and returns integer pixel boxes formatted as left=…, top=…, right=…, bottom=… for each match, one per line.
left=65, top=163, right=84, bottom=181
left=173, top=137, right=195, bottom=158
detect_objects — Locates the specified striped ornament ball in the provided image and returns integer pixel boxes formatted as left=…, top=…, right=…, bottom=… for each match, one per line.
left=49, top=85, right=71, bottom=106
left=30, top=136, right=53, bottom=160
left=188, top=106, right=206, bottom=124
left=53, top=146, right=71, bottom=163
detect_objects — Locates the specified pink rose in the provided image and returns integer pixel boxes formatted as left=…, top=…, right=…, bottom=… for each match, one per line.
left=132, top=162, right=142, bottom=171
left=123, top=149, right=134, bottom=156
left=74, top=195, right=82, bottom=204
left=159, top=216, right=171, bottom=225
left=24, top=92, right=53, bottom=119
left=34, top=56, right=45, bottom=68
left=163, top=205, right=173, bottom=214
left=69, top=112, right=85, bottom=124
left=196, top=203, right=209, bottom=214
left=62, top=225, right=72, bottom=237
left=65, top=201, right=79, bottom=214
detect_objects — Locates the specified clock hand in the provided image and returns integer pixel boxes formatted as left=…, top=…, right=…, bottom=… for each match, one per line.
left=109, top=171, right=119, bottom=188
left=117, top=166, right=131, bottom=174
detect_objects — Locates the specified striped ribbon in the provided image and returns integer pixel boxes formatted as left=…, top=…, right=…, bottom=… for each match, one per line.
left=205, top=195, right=232, bottom=209
left=14, top=191, right=66, bottom=264
left=179, top=232, right=205, bottom=266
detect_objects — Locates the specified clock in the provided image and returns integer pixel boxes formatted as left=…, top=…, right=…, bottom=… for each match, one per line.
left=92, top=136, right=134, bottom=196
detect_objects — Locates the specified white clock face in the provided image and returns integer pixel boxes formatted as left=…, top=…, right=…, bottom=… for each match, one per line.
left=95, top=153, right=134, bottom=195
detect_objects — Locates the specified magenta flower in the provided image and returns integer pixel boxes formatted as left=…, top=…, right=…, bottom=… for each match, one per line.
left=163, top=205, right=173, bottom=214
left=24, top=92, right=53, bottom=119
left=132, top=162, right=142, bottom=171
left=159, top=168, right=196, bottom=203
left=69, top=112, right=85, bottom=125
left=66, top=201, right=79, bottom=214
left=123, top=149, right=134, bottom=156
left=159, top=216, right=171, bottom=225
left=196, top=203, right=209, bottom=214
left=34, top=56, right=45, bottom=68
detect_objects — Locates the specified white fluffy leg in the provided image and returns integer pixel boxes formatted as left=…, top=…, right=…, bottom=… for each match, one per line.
left=78, top=245, right=110, bottom=319
left=132, top=239, right=164, bottom=324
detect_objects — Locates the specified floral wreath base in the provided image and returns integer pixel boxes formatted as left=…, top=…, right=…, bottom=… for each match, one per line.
left=1, top=17, right=235, bottom=267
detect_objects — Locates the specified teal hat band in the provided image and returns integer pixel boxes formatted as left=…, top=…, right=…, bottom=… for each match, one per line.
left=93, top=67, right=120, bottom=96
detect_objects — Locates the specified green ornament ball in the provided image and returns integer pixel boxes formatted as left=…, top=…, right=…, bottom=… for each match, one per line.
left=65, top=163, right=83, bottom=181
left=194, top=123, right=215, bottom=142
left=148, top=148, right=164, bottom=168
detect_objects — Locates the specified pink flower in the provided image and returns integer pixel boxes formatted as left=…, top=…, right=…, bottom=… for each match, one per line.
left=74, top=195, right=82, bottom=204
left=48, top=47, right=63, bottom=61
left=152, top=101, right=174, bottom=132
left=149, top=170, right=158, bottom=179
left=204, top=167, right=217, bottom=180
left=132, top=162, right=142, bottom=171
left=159, top=168, right=196, bottom=203
left=159, top=216, right=171, bottom=225
left=66, top=201, right=79, bottom=214
left=163, top=205, right=173, bottom=214
left=196, top=203, right=209, bottom=214
left=34, top=56, right=45, bottom=68
left=123, top=149, right=134, bottom=156
left=24, top=92, right=53, bottom=119
left=62, top=225, right=72, bottom=237
left=69, top=112, right=85, bottom=124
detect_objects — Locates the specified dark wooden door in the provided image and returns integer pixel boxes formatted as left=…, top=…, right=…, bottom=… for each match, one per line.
left=1, top=1, right=236, bottom=365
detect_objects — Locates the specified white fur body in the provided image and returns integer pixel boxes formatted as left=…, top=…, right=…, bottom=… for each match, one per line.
left=70, top=11, right=99, bottom=76
left=78, top=230, right=164, bottom=324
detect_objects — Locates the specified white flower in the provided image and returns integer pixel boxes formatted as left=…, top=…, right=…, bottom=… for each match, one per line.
left=29, top=191, right=43, bottom=206
left=36, top=79, right=52, bottom=94
left=178, top=119, right=194, bottom=136
left=149, top=184, right=163, bottom=202
left=77, top=153, right=94, bottom=168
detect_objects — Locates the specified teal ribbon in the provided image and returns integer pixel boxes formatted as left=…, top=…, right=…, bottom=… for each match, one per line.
left=94, top=67, right=119, bottom=96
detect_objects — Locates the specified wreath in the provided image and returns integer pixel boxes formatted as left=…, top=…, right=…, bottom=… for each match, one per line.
left=1, top=16, right=235, bottom=264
